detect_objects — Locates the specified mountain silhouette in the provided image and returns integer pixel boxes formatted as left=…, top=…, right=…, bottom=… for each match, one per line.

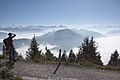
left=36, top=29, right=83, bottom=50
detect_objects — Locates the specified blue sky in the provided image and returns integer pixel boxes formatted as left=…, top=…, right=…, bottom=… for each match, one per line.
left=0, top=0, right=120, bottom=27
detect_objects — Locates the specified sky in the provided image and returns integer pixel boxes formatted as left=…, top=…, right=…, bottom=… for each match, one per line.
left=0, top=0, right=120, bottom=27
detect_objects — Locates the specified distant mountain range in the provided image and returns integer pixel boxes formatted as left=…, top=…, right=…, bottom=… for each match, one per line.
left=90, top=25, right=120, bottom=28
left=87, top=25, right=120, bottom=34
left=0, top=28, right=103, bottom=52
left=0, top=25, right=67, bottom=40
left=106, top=28, right=120, bottom=36
left=36, top=29, right=103, bottom=50
left=0, top=25, right=67, bottom=33
left=72, top=29, right=103, bottom=38
left=36, top=29, right=83, bottom=50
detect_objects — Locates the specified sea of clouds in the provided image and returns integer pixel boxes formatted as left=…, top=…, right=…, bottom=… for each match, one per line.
left=15, top=35, right=120, bottom=65
left=1, top=26, right=120, bottom=65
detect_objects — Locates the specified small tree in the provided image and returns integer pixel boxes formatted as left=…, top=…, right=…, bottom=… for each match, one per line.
left=69, top=49, right=76, bottom=62
left=108, top=50, right=119, bottom=66
left=118, top=58, right=120, bottom=66
left=44, top=46, right=54, bottom=61
left=61, top=50, right=67, bottom=61
left=78, top=37, right=103, bottom=65
left=26, top=35, right=42, bottom=61
left=77, top=47, right=82, bottom=61
left=41, top=52, right=45, bottom=60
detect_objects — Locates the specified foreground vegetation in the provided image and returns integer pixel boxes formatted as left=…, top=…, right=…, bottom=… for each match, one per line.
left=0, top=60, right=22, bottom=80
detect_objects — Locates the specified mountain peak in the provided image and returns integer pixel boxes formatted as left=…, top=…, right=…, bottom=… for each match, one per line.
left=55, top=29, right=79, bottom=36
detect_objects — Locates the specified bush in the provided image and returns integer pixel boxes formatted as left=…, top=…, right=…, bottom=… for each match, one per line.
left=0, top=61, right=22, bottom=80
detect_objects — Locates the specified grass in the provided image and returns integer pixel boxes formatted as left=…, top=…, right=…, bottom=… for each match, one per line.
left=77, top=60, right=120, bottom=71
left=25, top=58, right=120, bottom=72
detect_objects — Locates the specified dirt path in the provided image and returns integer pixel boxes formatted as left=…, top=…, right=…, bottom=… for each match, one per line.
left=11, top=60, right=120, bottom=80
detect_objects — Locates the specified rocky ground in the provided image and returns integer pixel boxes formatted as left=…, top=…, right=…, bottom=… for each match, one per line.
left=9, top=60, right=120, bottom=80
